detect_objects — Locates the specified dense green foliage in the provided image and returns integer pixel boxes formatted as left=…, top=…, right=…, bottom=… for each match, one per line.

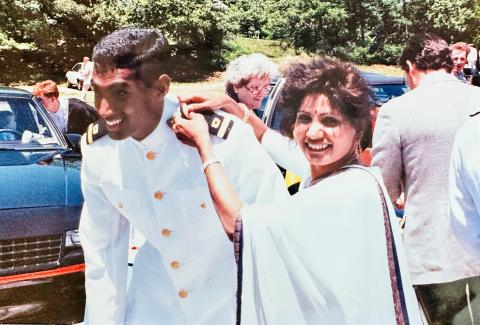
left=0, top=0, right=479, bottom=83
left=228, top=0, right=480, bottom=64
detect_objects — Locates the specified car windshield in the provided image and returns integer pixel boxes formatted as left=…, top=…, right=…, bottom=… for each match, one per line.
left=0, top=97, right=62, bottom=150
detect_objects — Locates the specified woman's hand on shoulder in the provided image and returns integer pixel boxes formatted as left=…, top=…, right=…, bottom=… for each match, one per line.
left=168, top=109, right=211, bottom=149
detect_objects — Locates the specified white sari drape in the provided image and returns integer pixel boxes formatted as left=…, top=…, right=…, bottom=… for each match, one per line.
left=239, top=167, right=422, bottom=325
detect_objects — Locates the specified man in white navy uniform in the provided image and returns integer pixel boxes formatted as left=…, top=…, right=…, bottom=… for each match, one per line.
left=79, top=28, right=288, bottom=325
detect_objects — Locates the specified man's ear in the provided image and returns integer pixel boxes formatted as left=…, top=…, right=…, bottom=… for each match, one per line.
left=406, top=60, right=414, bottom=73
left=152, top=74, right=170, bottom=96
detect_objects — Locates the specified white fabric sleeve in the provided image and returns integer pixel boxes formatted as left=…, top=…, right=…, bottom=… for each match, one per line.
left=449, top=127, right=480, bottom=263
left=371, top=107, right=403, bottom=202
left=238, top=169, right=421, bottom=325
left=214, top=117, right=290, bottom=204
left=260, top=128, right=308, bottom=176
left=80, top=144, right=130, bottom=325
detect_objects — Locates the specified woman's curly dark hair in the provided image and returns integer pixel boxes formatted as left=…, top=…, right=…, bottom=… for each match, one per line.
left=279, top=56, right=374, bottom=141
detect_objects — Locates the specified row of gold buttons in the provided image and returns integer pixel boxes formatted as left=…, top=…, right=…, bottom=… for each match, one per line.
left=146, top=150, right=194, bottom=299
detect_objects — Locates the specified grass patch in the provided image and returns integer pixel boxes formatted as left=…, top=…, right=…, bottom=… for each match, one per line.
left=232, top=36, right=297, bottom=62
left=357, top=64, right=404, bottom=77
left=231, top=37, right=403, bottom=76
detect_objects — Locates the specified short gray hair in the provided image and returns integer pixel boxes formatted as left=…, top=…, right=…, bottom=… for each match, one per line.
left=224, top=53, right=278, bottom=87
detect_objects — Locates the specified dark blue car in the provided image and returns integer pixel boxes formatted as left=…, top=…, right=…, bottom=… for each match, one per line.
left=0, top=87, right=85, bottom=324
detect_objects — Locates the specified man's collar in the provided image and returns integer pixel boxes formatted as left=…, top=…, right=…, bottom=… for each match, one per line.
left=136, top=95, right=177, bottom=148
left=419, top=70, right=458, bottom=88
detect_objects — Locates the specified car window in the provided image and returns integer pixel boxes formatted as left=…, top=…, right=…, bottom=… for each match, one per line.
left=72, top=63, right=82, bottom=71
left=270, top=102, right=286, bottom=132
left=0, top=97, right=61, bottom=147
left=371, top=84, right=409, bottom=104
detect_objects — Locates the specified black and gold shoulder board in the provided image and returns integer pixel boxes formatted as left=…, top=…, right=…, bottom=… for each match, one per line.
left=469, top=111, right=480, bottom=117
left=86, top=120, right=108, bottom=144
left=201, top=111, right=234, bottom=140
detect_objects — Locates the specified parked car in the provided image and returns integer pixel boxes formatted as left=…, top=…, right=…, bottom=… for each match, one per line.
left=0, top=87, right=85, bottom=324
left=66, top=63, right=86, bottom=90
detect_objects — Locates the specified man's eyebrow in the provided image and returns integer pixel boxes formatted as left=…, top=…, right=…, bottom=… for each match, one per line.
left=91, top=81, right=131, bottom=89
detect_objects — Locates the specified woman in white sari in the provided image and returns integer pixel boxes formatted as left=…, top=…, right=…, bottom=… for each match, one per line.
left=170, top=57, right=421, bottom=325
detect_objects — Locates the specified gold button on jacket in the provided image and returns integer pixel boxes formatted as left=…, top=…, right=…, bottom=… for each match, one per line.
left=154, top=191, right=164, bottom=200
left=146, top=151, right=156, bottom=160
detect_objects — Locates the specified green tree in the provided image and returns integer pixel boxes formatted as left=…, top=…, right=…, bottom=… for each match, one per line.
left=264, top=0, right=349, bottom=54
left=406, top=0, right=480, bottom=43
left=127, top=0, right=235, bottom=69
left=0, top=0, right=236, bottom=83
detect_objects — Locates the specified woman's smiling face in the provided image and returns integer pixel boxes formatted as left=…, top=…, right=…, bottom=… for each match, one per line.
left=293, top=93, right=358, bottom=180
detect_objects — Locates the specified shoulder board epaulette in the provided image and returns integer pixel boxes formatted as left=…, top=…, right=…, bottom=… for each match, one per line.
left=86, top=120, right=108, bottom=144
left=469, top=111, right=480, bottom=117
left=202, top=111, right=234, bottom=140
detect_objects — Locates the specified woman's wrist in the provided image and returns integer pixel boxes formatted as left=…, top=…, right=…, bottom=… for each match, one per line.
left=238, top=103, right=250, bottom=123
left=201, top=158, right=221, bottom=172
left=198, top=138, right=215, bottom=162
left=222, top=99, right=245, bottom=119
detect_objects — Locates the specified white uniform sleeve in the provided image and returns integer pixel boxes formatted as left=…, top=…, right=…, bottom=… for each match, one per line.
left=371, top=106, right=403, bottom=202
left=214, top=119, right=290, bottom=204
left=449, top=124, right=480, bottom=263
left=80, top=139, right=130, bottom=325
left=261, top=128, right=308, bottom=176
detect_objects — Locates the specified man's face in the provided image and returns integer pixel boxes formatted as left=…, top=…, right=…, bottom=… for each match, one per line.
left=37, top=95, right=59, bottom=113
left=451, top=49, right=468, bottom=74
left=92, top=68, right=167, bottom=141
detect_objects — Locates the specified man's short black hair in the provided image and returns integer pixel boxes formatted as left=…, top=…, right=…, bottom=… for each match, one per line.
left=399, top=33, right=453, bottom=73
left=92, top=27, right=171, bottom=86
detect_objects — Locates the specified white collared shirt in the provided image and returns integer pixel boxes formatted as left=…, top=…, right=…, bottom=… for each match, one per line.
left=48, top=98, right=68, bottom=133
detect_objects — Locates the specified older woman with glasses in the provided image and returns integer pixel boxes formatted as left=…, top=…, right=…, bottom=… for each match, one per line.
left=224, top=53, right=278, bottom=119
left=170, top=56, right=421, bottom=324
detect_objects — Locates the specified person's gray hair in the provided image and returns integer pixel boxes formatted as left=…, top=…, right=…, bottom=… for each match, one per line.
left=224, top=53, right=278, bottom=87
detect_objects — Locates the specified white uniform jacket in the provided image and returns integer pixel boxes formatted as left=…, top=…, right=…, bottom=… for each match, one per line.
left=79, top=95, right=289, bottom=325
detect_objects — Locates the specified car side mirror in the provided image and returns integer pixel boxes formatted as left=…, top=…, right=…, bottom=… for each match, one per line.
left=65, top=133, right=82, bottom=154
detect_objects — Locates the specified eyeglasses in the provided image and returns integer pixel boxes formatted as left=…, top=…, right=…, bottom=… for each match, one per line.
left=244, top=84, right=272, bottom=95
